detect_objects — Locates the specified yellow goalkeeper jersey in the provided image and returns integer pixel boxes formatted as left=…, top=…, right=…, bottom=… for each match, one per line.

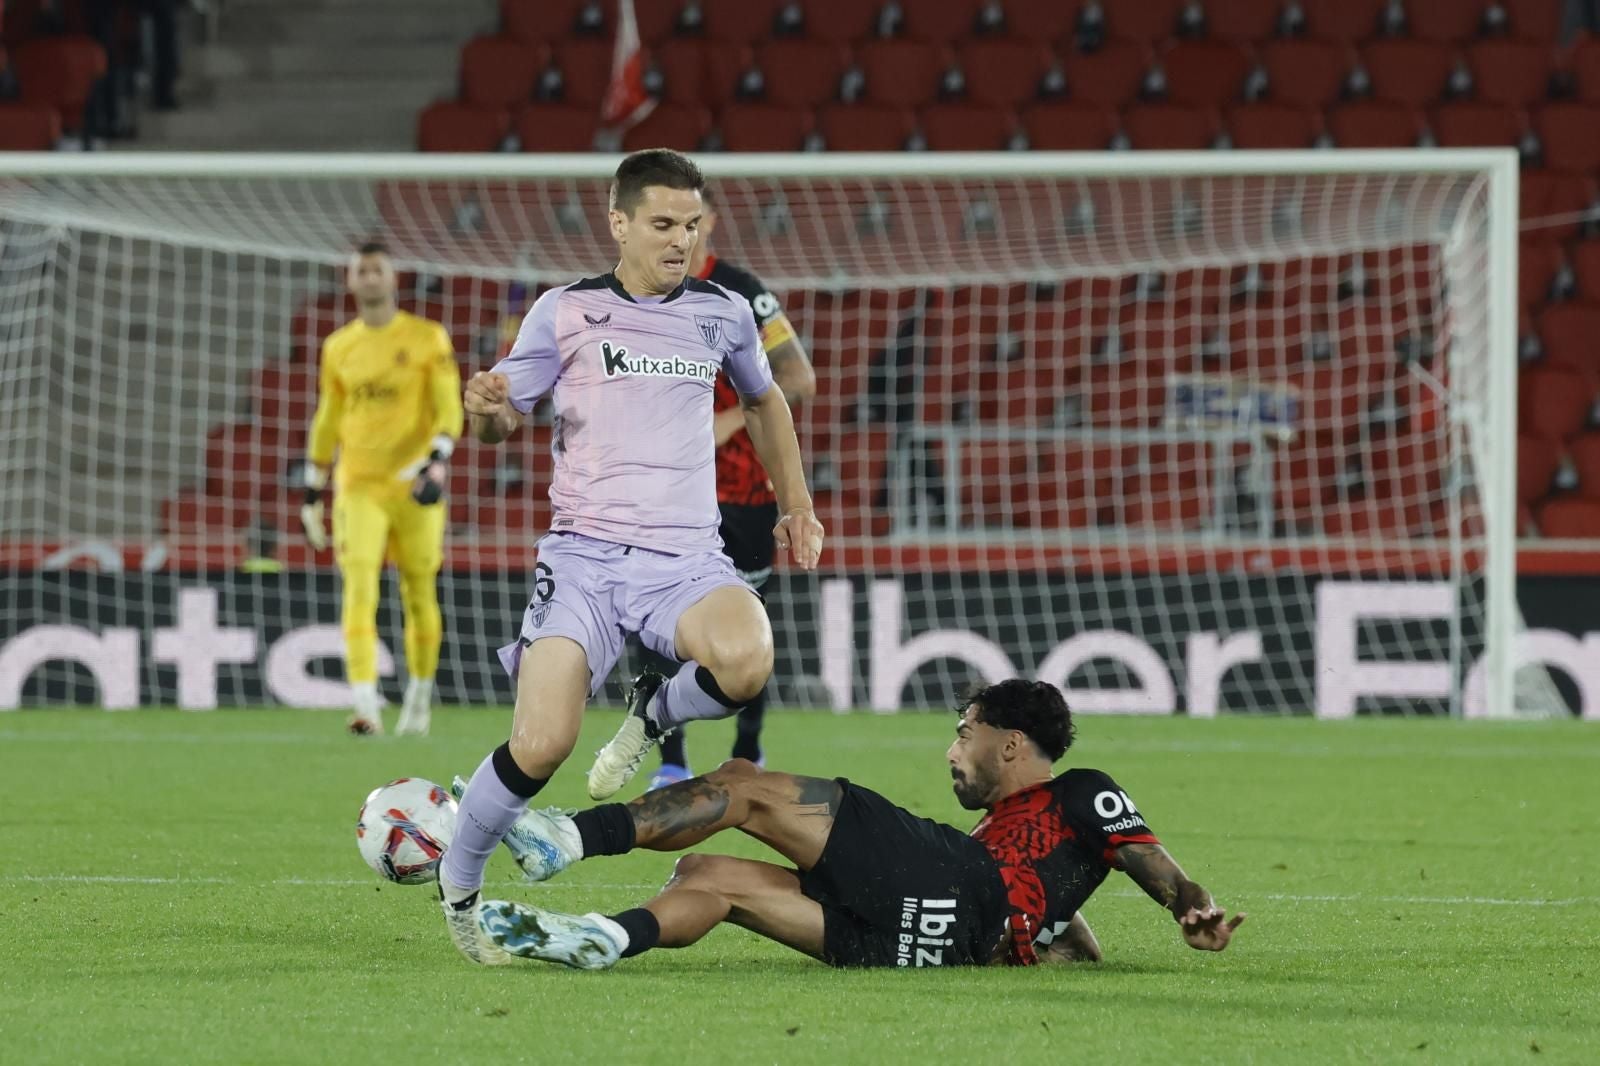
left=307, top=311, right=464, bottom=490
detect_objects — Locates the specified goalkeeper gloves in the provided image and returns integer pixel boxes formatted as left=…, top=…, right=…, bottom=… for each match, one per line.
left=409, top=435, right=454, bottom=506
left=300, top=464, right=330, bottom=552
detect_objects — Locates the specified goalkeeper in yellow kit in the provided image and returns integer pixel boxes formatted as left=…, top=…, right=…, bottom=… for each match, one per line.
left=301, top=242, right=463, bottom=736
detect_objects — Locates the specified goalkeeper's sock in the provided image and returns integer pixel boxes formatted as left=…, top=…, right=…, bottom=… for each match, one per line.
left=439, top=743, right=547, bottom=895
left=650, top=662, right=744, bottom=731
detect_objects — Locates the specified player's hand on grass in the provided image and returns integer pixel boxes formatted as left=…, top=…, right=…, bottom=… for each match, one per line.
left=774, top=507, right=825, bottom=570
left=464, top=371, right=511, bottom=416
left=1177, top=905, right=1245, bottom=951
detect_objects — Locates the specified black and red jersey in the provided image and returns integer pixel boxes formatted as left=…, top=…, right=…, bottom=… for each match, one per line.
left=695, top=255, right=795, bottom=507
left=970, top=769, right=1160, bottom=966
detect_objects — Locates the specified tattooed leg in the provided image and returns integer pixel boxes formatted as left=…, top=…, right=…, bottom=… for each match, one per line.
left=623, top=758, right=841, bottom=869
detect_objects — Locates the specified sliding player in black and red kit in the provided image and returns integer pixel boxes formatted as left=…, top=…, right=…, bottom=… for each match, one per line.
left=649, top=185, right=817, bottom=789
left=460, top=679, right=1245, bottom=970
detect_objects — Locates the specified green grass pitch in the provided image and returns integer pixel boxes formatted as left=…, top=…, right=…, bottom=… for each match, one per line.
left=3, top=708, right=1597, bottom=1064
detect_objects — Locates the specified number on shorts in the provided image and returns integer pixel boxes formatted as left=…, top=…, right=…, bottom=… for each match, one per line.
left=529, top=561, right=556, bottom=608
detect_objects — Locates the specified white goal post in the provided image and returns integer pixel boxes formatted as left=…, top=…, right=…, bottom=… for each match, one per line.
left=0, top=149, right=1551, bottom=717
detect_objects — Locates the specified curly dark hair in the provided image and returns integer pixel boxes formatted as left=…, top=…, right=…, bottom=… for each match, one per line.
left=958, top=679, right=1075, bottom=761
left=610, top=148, right=704, bottom=216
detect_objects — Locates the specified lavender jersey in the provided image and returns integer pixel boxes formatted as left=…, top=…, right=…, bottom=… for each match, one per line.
left=492, top=272, right=774, bottom=554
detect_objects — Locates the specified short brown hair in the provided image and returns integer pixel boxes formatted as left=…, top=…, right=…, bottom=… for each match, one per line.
left=356, top=240, right=389, bottom=257
left=610, top=149, right=704, bottom=216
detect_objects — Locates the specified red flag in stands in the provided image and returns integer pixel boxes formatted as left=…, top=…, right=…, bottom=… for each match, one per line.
left=597, top=0, right=655, bottom=147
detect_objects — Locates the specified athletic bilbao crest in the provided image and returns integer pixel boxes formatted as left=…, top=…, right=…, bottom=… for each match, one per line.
left=695, top=315, right=722, bottom=348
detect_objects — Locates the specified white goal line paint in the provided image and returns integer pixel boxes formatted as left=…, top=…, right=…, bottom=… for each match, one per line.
left=8, top=874, right=1597, bottom=908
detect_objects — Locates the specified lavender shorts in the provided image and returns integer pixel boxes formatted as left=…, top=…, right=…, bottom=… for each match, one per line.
left=497, top=532, right=757, bottom=697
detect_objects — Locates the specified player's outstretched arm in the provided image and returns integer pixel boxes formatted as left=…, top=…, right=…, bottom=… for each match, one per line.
left=1116, top=842, right=1246, bottom=952
left=743, top=387, right=824, bottom=570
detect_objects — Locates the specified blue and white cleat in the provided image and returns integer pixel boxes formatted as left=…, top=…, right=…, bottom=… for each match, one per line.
left=479, top=899, right=625, bottom=971
left=647, top=762, right=693, bottom=792
left=450, top=775, right=582, bottom=883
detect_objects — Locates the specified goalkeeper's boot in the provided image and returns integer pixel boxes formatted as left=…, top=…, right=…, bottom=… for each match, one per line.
left=438, top=879, right=514, bottom=967
left=450, top=775, right=582, bottom=883
left=347, top=683, right=385, bottom=737
left=647, top=762, right=693, bottom=792
left=586, top=670, right=669, bottom=800
left=478, top=899, right=624, bottom=971
left=395, top=679, right=433, bottom=737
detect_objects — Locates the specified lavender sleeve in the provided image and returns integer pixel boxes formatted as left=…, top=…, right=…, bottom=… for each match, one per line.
left=723, top=299, right=774, bottom=401
left=492, top=288, right=562, bottom=414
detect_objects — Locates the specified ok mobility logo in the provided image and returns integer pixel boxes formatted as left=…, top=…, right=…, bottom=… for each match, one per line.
left=600, top=340, right=716, bottom=383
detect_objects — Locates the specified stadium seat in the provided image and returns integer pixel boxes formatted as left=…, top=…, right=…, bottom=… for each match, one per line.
left=1205, top=0, right=1285, bottom=43
left=1061, top=40, right=1150, bottom=107
left=1002, top=0, right=1084, bottom=41
left=1535, top=497, right=1600, bottom=537
left=1466, top=39, right=1551, bottom=107
left=417, top=102, right=509, bottom=152
left=1227, top=103, right=1320, bottom=148
left=161, top=491, right=255, bottom=534
left=1100, top=0, right=1189, bottom=45
left=755, top=40, right=851, bottom=107
left=1159, top=41, right=1255, bottom=110
left=1570, top=241, right=1600, bottom=305
left=1519, top=170, right=1597, bottom=242
left=1519, top=240, right=1565, bottom=310
left=1012, top=443, right=1111, bottom=530
left=919, top=103, right=1016, bottom=150
left=0, top=100, right=61, bottom=150
left=1569, top=36, right=1600, bottom=104
left=1519, top=366, right=1594, bottom=440
left=699, top=0, right=780, bottom=43
left=1430, top=102, right=1525, bottom=147
left=204, top=423, right=286, bottom=503
left=1020, top=101, right=1117, bottom=149
left=635, top=0, right=685, bottom=42
left=719, top=103, right=813, bottom=150
left=1518, top=434, right=1561, bottom=503
left=662, top=39, right=750, bottom=109
left=1536, top=103, right=1600, bottom=175
left=458, top=36, right=544, bottom=109
left=1405, top=0, right=1493, bottom=43
left=1260, top=38, right=1352, bottom=109
left=11, top=35, right=105, bottom=131
left=1276, top=431, right=1345, bottom=519
left=1117, top=472, right=1213, bottom=531
left=1567, top=433, right=1600, bottom=500
left=252, top=362, right=317, bottom=433
left=1360, top=40, right=1456, bottom=107
left=515, top=104, right=599, bottom=151
left=897, top=0, right=984, bottom=43
left=1326, top=101, right=1424, bottom=148
left=620, top=104, right=711, bottom=151
left=549, top=39, right=614, bottom=105
left=1122, top=104, right=1218, bottom=150
left=1539, top=304, right=1600, bottom=384
left=857, top=39, right=948, bottom=108
left=501, top=0, right=589, bottom=44
left=1299, top=0, right=1391, bottom=42
left=1500, top=0, right=1562, bottom=42
left=793, top=0, right=880, bottom=44
left=956, top=38, right=1053, bottom=108
left=815, top=103, right=915, bottom=149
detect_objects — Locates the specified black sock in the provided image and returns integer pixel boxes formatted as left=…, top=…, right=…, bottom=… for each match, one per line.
left=610, top=907, right=660, bottom=958
left=572, top=803, right=636, bottom=857
left=731, top=685, right=767, bottom=762
left=491, top=741, right=548, bottom=799
left=659, top=727, right=688, bottom=768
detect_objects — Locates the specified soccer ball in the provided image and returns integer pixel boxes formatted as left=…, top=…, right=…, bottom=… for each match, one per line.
left=355, top=777, right=457, bottom=885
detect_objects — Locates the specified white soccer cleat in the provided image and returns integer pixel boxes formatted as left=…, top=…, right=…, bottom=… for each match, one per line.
left=347, top=683, right=386, bottom=736
left=439, top=881, right=515, bottom=967
left=450, top=775, right=582, bottom=883
left=586, top=671, right=668, bottom=800
left=395, top=698, right=431, bottom=737
left=479, top=899, right=624, bottom=971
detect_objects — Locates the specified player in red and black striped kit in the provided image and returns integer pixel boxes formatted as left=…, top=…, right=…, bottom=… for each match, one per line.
left=472, top=679, right=1245, bottom=970
left=649, top=186, right=816, bottom=790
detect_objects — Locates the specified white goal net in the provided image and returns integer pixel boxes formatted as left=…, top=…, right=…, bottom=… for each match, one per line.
left=0, top=151, right=1549, bottom=717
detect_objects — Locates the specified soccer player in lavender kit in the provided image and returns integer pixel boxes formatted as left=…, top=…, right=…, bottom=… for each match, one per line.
left=439, top=149, right=825, bottom=966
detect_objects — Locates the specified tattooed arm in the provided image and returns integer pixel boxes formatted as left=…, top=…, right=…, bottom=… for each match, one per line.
left=1117, top=843, right=1246, bottom=952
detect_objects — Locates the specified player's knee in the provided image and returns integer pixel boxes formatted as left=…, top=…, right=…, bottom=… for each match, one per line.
left=705, top=642, right=772, bottom=704
left=712, top=757, right=761, bottom=778
left=506, top=728, right=576, bottom=779
left=670, top=851, right=738, bottom=888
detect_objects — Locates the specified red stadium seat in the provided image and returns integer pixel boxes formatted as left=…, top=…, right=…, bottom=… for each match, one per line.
left=1261, top=38, right=1352, bottom=108
left=857, top=39, right=948, bottom=108
left=956, top=38, right=1053, bottom=107
left=1300, top=0, right=1391, bottom=42
left=550, top=39, right=614, bottom=105
left=898, top=0, right=984, bottom=43
left=1535, top=497, right=1600, bottom=538
left=0, top=101, right=61, bottom=150
left=515, top=104, right=599, bottom=151
left=161, top=491, right=255, bottom=534
left=1536, top=104, right=1600, bottom=175
left=700, top=0, right=780, bottom=43
left=1012, top=443, right=1111, bottom=530
left=417, top=102, right=508, bottom=152
left=1405, top=0, right=1492, bottom=42
left=1227, top=103, right=1320, bottom=148
left=719, top=103, right=813, bottom=150
left=1519, top=240, right=1565, bottom=310
left=458, top=35, right=544, bottom=109
left=656, top=39, right=749, bottom=109
left=1520, top=366, right=1595, bottom=440
left=1539, top=305, right=1600, bottom=383
left=204, top=424, right=286, bottom=503
left=1205, top=0, right=1285, bottom=43
left=1518, top=434, right=1561, bottom=503
left=1360, top=39, right=1455, bottom=107
left=1502, top=0, right=1562, bottom=42
left=11, top=35, right=105, bottom=130
left=919, top=103, right=1016, bottom=150
left=1004, top=0, right=1085, bottom=41
left=1020, top=101, right=1117, bottom=149
left=1061, top=40, right=1151, bottom=107
left=1100, top=0, right=1189, bottom=45
left=1570, top=36, right=1600, bottom=105
left=1570, top=241, right=1600, bottom=305
left=1466, top=39, right=1551, bottom=107
left=754, top=40, right=850, bottom=107
left=1122, top=104, right=1218, bottom=150
left=635, top=0, right=684, bottom=43
left=501, top=0, right=588, bottom=45
left=1430, top=102, right=1525, bottom=147
left=794, top=0, right=879, bottom=44
left=621, top=103, right=711, bottom=151
left=1567, top=433, right=1600, bottom=499
left=1159, top=41, right=1255, bottom=109
left=1327, top=101, right=1424, bottom=147
left=815, top=103, right=915, bottom=149
left=1520, top=170, right=1597, bottom=242
left=253, top=362, right=317, bottom=433
left=1117, top=472, right=1214, bottom=532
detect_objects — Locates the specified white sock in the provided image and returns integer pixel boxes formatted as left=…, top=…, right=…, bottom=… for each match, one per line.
left=351, top=681, right=381, bottom=719
left=405, top=677, right=434, bottom=707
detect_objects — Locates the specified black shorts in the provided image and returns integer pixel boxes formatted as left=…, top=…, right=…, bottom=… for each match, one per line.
left=799, top=780, right=1008, bottom=969
left=718, top=502, right=778, bottom=586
